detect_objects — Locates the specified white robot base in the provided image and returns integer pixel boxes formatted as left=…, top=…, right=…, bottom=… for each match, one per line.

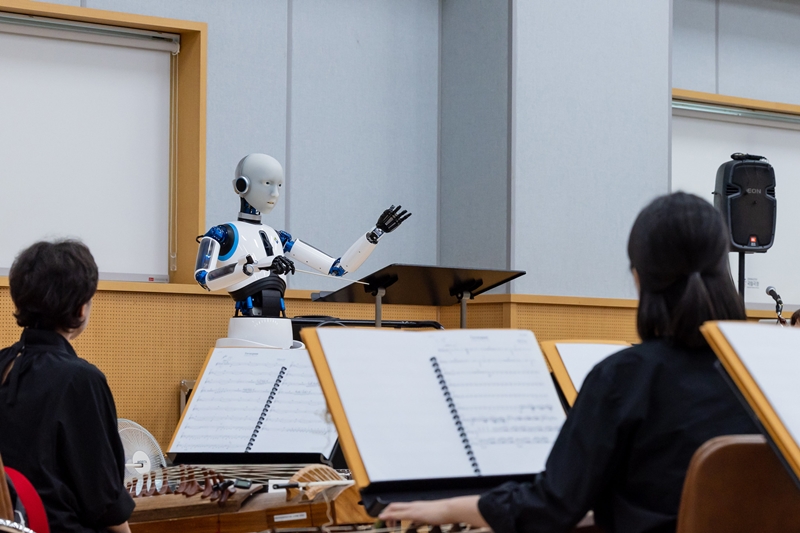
left=214, top=316, right=303, bottom=349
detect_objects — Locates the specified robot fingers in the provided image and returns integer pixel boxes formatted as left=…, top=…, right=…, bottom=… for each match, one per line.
left=270, top=255, right=296, bottom=275
left=376, top=205, right=412, bottom=233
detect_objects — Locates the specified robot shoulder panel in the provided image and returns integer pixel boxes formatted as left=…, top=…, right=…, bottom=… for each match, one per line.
left=204, top=223, right=238, bottom=260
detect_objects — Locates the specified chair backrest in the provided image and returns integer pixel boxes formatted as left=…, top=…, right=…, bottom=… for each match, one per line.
left=4, top=469, right=49, bottom=533
left=677, top=434, right=800, bottom=533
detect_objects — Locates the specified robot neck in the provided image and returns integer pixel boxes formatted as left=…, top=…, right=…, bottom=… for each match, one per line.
left=238, top=198, right=262, bottom=224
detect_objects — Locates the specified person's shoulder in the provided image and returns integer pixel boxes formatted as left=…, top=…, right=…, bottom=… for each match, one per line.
left=591, top=340, right=672, bottom=381
left=58, top=357, right=110, bottom=389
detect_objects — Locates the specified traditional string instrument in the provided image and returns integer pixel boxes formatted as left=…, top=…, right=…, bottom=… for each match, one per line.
left=127, top=463, right=373, bottom=533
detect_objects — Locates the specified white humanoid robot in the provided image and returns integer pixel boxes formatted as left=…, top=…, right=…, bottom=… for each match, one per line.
left=194, top=153, right=410, bottom=348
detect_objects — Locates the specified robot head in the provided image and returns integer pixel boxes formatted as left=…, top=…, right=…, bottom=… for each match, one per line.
left=233, top=154, right=284, bottom=214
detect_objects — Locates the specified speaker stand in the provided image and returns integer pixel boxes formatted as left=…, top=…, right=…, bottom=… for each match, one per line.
left=738, top=251, right=745, bottom=301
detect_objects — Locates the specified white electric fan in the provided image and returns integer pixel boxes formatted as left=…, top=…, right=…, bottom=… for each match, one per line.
left=117, top=418, right=167, bottom=493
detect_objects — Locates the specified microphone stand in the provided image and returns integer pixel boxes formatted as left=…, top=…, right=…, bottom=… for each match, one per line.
left=768, top=287, right=786, bottom=326
left=775, top=301, right=787, bottom=326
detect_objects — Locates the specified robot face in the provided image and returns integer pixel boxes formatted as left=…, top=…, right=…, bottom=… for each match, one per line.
left=234, top=154, right=285, bottom=214
left=246, top=171, right=283, bottom=214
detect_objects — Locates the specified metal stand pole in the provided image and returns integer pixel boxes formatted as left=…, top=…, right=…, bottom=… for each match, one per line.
left=374, top=287, right=386, bottom=328
left=738, top=252, right=745, bottom=301
left=459, top=292, right=471, bottom=329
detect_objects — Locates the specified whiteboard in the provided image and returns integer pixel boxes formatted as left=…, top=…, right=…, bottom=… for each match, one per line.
left=671, top=111, right=800, bottom=308
left=0, top=31, right=171, bottom=281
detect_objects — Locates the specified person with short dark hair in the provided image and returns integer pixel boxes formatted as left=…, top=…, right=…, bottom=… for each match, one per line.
left=0, top=240, right=133, bottom=533
left=791, top=308, right=800, bottom=328
left=379, top=192, right=759, bottom=533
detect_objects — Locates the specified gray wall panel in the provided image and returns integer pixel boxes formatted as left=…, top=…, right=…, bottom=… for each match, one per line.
left=718, top=0, right=800, bottom=105
left=672, top=0, right=716, bottom=92
left=87, top=0, right=289, bottom=232
left=512, top=0, right=671, bottom=298
left=287, top=0, right=439, bottom=291
left=439, top=0, right=509, bottom=272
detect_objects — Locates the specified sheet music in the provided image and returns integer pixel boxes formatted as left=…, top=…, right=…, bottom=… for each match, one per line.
left=248, top=350, right=338, bottom=457
left=317, top=328, right=565, bottom=482
left=717, top=322, right=800, bottom=446
left=555, top=343, right=627, bottom=392
left=169, top=348, right=337, bottom=456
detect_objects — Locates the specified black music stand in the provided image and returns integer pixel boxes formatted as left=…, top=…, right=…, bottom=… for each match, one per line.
left=311, top=264, right=525, bottom=328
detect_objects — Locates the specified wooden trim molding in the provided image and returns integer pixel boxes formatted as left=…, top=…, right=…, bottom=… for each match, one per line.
left=0, top=273, right=792, bottom=321
left=672, top=88, right=800, bottom=117
left=0, top=0, right=207, bottom=285
left=473, top=293, right=639, bottom=308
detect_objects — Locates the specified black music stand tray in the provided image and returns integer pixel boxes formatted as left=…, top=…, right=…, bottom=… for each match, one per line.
left=311, top=263, right=525, bottom=328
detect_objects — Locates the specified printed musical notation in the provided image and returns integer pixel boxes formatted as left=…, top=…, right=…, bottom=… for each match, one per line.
left=434, top=345, right=565, bottom=475
left=169, top=348, right=337, bottom=456
left=248, top=356, right=337, bottom=455
left=317, top=328, right=566, bottom=482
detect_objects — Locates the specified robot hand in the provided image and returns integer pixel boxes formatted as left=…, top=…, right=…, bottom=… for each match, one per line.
left=375, top=205, right=411, bottom=233
left=259, top=255, right=295, bottom=275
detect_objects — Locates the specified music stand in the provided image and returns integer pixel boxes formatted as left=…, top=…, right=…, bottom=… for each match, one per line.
left=311, top=263, right=525, bottom=328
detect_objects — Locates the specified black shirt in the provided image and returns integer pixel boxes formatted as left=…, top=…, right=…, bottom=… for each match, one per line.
left=478, top=339, right=758, bottom=533
left=0, top=329, right=134, bottom=533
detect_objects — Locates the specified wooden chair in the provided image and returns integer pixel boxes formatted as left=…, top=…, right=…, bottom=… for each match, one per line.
left=0, top=454, right=14, bottom=521
left=676, top=434, right=800, bottom=533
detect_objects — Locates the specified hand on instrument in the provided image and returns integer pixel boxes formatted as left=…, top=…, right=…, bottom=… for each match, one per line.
left=269, top=255, right=295, bottom=275
left=375, top=205, right=411, bottom=233
left=378, top=496, right=486, bottom=527
left=107, top=522, right=132, bottom=533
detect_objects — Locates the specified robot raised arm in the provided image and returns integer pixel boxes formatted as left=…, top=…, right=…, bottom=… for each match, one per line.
left=280, top=205, right=411, bottom=277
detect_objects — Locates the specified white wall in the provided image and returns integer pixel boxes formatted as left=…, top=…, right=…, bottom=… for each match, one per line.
left=287, top=0, right=439, bottom=292
left=84, top=0, right=439, bottom=291
left=511, top=1, right=672, bottom=298
left=673, top=0, right=800, bottom=105
left=672, top=0, right=716, bottom=92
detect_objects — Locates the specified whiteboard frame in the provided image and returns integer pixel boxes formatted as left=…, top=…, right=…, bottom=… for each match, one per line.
left=0, top=0, right=206, bottom=285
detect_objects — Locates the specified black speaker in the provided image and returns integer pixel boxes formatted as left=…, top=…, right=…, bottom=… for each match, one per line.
left=713, top=153, right=776, bottom=253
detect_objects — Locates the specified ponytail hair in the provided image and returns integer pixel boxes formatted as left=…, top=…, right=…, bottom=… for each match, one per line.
left=628, top=192, right=746, bottom=348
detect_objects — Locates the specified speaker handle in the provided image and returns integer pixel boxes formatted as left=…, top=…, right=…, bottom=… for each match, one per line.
left=731, top=152, right=767, bottom=161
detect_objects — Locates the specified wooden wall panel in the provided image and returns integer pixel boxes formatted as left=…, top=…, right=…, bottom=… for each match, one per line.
left=513, top=303, right=640, bottom=343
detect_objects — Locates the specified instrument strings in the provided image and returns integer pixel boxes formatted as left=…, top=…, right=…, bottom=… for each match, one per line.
left=125, top=463, right=312, bottom=494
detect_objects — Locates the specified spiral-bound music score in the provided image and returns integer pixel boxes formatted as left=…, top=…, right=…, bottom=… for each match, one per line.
left=168, top=348, right=337, bottom=459
left=246, top=366, right=287, bottom=452
left=430, top=356, right=480, bottom=475
left=305, top=328, right=566, bottom=485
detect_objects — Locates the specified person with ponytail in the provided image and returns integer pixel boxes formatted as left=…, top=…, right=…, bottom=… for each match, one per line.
left=380, top=192, right=759, bottom=533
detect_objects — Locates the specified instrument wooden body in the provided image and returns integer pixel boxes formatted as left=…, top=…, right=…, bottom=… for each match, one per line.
left=130, top=485, right=370, bottom=533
